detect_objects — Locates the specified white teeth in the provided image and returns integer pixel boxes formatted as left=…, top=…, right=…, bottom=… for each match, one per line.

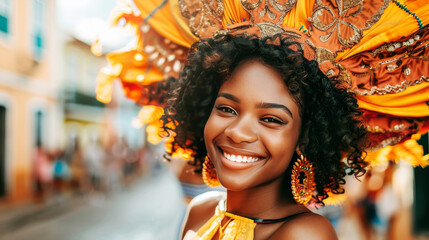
left=223, top=151, right=260, bottom=163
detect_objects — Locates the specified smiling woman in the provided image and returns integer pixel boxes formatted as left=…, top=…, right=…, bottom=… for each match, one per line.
left=160, top=34, right=368, bottom=239
left=204, top=60, right=301, bottom=191
left=91, top=0, right=429, bottom=238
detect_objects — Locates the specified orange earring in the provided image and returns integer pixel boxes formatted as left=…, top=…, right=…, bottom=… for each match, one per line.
left=202, top=156, right=221, bottom=187
left=291, top=155, right=316, bottom=205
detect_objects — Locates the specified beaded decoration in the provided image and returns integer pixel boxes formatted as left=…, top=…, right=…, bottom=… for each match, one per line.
left=202, top=156, right=221, bottom=187
left=392, top=0, right=424, bottom=29
left=291, top=155, right=316, bottom=205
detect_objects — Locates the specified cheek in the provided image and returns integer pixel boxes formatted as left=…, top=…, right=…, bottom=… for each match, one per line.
left=271, top=139, right=296, bottom=161
left=204, top=111, right=233, bottom=157
left=203, top=114, right=213, bottom=151
left=264, top=127, right=301, bottom=163
left=204, top=110, right=221, bottom=150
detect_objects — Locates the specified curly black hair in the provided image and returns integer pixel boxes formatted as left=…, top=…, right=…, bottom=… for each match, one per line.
left=161, top=34, right=368, bottom=204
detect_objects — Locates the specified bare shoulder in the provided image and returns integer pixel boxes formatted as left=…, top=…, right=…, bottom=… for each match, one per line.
left=180, top=191, right=226, bottom=239
left=271, top=212, right=338, bottom=240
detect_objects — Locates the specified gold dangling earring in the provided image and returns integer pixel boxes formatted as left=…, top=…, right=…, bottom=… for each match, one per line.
left=291, top=155, right=316, bottom=205
left=202, top=156, right=221, bottom=187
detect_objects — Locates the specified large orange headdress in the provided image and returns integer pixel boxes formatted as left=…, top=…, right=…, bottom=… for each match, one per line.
left=93, top=0, right=429, bottom=165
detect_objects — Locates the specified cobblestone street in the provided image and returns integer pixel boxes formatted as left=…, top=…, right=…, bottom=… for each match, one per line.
left=0, top=168, right=186, bottom=240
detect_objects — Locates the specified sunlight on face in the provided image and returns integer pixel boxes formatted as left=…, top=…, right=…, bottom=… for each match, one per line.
left=204, top=60, right=302, bottom=191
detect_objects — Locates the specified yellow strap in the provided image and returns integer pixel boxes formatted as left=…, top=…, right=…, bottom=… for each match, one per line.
left=191, top=203, right=256, bottom=240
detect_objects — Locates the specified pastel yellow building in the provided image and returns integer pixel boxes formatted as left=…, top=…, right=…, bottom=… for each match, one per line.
left=60, top=34, right=108, bottom=148
left=0, top=0, right=62, bottom=203
left=59, top=34, right=145, bottom=153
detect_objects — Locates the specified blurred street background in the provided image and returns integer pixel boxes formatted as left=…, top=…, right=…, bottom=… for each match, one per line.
left=0, top=0, right=428, bottom=240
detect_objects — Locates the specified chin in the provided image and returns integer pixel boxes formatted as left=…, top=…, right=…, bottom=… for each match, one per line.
left=219, top=182, right=249, bottom=192
left=216, top=174, right=257, bottom=192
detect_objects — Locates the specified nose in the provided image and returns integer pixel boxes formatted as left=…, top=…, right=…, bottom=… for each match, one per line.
left=224, top=115, right=258, bottom=143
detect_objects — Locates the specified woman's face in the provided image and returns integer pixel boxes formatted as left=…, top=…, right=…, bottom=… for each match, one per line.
left=204, top=60, right=302, bottom=191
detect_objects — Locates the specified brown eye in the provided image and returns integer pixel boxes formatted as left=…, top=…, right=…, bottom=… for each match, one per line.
left=260, top=117, right=284, bottom=125
left=216, top=105, right=237, bottom=115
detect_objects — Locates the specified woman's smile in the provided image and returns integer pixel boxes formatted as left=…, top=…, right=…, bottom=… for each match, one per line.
left=216, top=145, right=267, bottom=170
left=223, top=152, right=260, bottom=163
left=204, top=60, right=302, bottom=190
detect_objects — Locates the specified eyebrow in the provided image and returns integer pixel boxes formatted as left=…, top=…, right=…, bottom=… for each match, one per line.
left=218, top=93, right=293, bottom=119
left=256, top=102, right=293, bottom=119
left=218, top=93, right=240, bottom=103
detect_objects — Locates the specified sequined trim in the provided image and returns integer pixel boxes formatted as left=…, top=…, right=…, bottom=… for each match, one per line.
left=240, top=0, right=297, bottom=24
left=240, top=0, right=262, bottom=23
left=367, top=137, right=405, bottom=151
left=178, top=0, right=224, bottom=37
left=314, top=47, right=335, bottom=64
left=309, top=0, right=390, bottom=50
left=367, top=124, right=407, bottom=134
left=268, top=0, right=297, bottom=24
left=255, top=22, right=285, bottom=37
left=371, top=34, right=427, bottom=57
left=310, top=2, right=362, bottom=48
left=361, top=0, right=390, bottom=31
left=352, top=76, right=429, bottom=95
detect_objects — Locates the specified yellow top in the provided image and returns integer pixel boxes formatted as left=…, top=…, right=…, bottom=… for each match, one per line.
left=184, top=200, right=256, bottom=240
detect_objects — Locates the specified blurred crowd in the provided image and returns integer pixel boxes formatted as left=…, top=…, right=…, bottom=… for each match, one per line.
left=32, top=136, right=159, bottom=203
left=311, top=161, right=416, bottom=240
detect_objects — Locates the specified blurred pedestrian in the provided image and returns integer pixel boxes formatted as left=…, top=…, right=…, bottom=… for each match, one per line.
left=32, top=144, right=52, bottom=203
left=83, top=137, right=106, bottom=192
left=68, top=138, right=88, bottom=195
left=104, top=136, right=124, bottom=193
left=52, top=150, right=70, bottom=195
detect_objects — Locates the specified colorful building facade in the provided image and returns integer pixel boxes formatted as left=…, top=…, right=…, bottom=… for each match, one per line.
left=0, top=0, right=61, bottom=202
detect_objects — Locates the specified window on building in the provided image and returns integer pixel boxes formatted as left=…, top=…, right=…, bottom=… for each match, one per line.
left=64, top=52, right=78, bottom=101
left=35, top=110, right=43, bottom=147
left=32, top=0, right=45, bottom=60
left=85, top=62, right=98, bottom=95
left=0, top=0, right=10, bottom=36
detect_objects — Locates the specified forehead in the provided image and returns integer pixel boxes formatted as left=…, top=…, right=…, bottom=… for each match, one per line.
left=219, top=61, right=297, bottom=107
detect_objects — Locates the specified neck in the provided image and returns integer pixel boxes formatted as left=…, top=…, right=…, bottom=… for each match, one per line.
left=225, top=175, right=303, bottom=219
